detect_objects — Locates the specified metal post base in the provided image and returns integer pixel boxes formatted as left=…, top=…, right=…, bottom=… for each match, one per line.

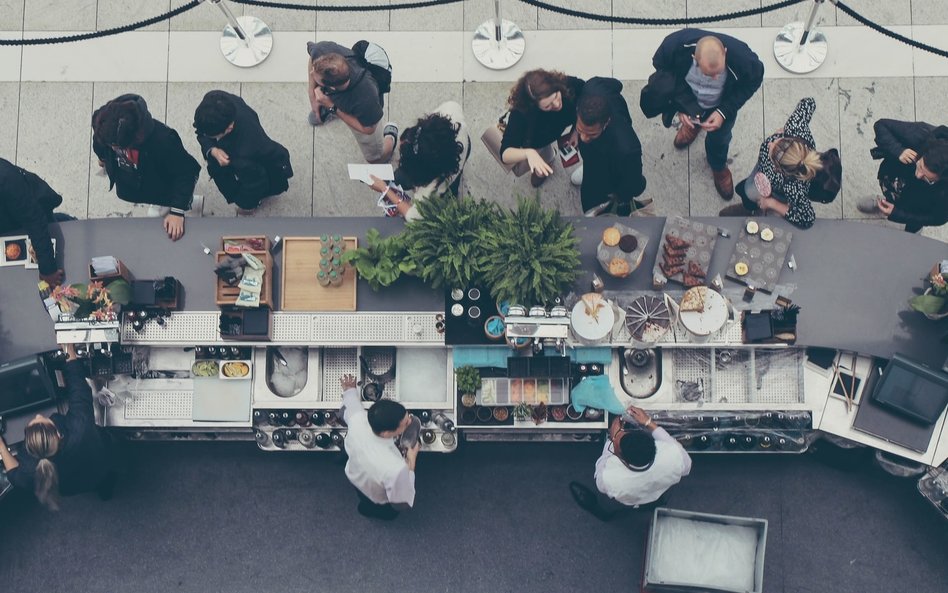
left=774, top=21, right=828, bottom=74
left=220, top=15, right=273, bottom=68
left=472, top=19, right=525, bottom=70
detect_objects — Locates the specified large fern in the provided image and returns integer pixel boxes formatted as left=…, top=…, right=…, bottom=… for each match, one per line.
left=479, top=196, right=581, bottom=305
left=405, top=193, right=499, bottom=290
left=341, top=228, right=416, bottom=291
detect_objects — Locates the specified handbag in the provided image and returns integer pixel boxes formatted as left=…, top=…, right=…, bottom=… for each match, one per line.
left=480, top=111, right=516, bottom=173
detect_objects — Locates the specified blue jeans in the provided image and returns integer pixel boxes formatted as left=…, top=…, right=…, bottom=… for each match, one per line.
left=705, top=112, right=738, bottom=171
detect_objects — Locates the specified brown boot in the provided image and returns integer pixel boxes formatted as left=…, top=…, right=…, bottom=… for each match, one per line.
left=712, top=167, right=734, bottom=201
left=674, top=124, right=700, bottom=149
left=530, top=172, right=548, bottom=188
left=719, top=203, right=753, bottom=217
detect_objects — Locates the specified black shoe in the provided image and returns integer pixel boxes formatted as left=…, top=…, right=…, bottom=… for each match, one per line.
left=569, top=481, right=613, bottom=521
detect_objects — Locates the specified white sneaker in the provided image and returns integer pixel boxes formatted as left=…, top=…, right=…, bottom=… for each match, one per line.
left=570, top=165, right=584, bottom=186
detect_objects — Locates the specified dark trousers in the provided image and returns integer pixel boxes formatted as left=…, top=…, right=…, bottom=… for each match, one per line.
left=735, top=176, right=760, bottom=212
left=705, top=112, right=738, bottom=171
left=355, top=488, right=399, bottom=520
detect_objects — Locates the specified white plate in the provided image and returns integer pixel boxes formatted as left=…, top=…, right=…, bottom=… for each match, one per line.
left=571, top=300, right=615, bottom=341
left=678, top=288, right=729, bottom=337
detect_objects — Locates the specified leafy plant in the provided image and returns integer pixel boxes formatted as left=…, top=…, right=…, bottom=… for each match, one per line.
left=455, top=365, right=481, bottom=394
left=340, top=228, right=416, bottom=291
left=480, top=196, right=581, bottom=305
left=51, top=280, right=131, bottom=320
left=909, top=266, right=948, bottom=318
left=404, top=192, right=498, bottom=290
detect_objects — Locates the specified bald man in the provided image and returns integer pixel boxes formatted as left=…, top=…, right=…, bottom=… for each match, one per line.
left=646, top=29, right=764, bottom=200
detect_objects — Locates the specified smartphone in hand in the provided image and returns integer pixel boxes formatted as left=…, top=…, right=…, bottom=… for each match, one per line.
left=557, top=134, right=580, bottom=167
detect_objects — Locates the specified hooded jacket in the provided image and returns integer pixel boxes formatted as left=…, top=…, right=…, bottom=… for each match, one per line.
left=873, top=119, right=948, bottom=228
left=647, top=28, right=764, bottom=124
left=92, top=94, right=200, bottom=213
left=0, top=159, right=62, bottom=275
left=195, top=91, right=293, bottom=208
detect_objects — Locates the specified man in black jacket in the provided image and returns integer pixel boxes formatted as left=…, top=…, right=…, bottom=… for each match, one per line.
left=193, top=91, right=293, bottom=214
left=572, top=77, right=647, bottom=216
left=644, top=29, right=764, bottom=201
left=0, top=159, right=67, bottom=286
left=92, top=94, right=200, bottom=240
left=859, top=119, right=948, bottom=233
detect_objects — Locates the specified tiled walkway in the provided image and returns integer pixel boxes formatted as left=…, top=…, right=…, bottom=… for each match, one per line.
left=1, top=0, right=946, bottom=242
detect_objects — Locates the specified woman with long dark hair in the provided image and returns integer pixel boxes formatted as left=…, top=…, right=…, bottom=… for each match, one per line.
left=0, top=344, right=115, bottom=510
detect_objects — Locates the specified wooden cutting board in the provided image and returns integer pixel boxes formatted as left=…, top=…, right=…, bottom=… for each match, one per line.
left=281, top=237, right=358, bottom=311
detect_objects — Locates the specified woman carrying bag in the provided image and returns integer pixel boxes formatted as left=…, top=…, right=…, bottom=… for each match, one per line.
left=482, top=69, right=584, bottom=188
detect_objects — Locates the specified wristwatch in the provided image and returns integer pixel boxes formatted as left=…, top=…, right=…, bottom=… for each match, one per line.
left=327, top=106, right=337, bottom=115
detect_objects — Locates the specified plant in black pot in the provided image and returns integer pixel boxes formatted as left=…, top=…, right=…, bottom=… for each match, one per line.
left=404, top=192, right=499, bottom=290
left=480, top=196, right=581, bottom=306
left=340, top=228, right=416, bottom=291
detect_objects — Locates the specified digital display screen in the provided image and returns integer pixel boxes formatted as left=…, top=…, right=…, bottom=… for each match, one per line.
left=873, top=356, right=948, bottom=425
left=0, top=356, right=56, bottom=416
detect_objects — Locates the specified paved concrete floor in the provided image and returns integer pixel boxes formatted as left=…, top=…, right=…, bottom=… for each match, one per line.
left=0, top=441, right=947, bottom=593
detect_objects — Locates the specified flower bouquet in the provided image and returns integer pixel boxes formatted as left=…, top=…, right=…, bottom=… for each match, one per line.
left=51, top=280, right=131, bottom=321
left=909, top=264, right=948, bottom=320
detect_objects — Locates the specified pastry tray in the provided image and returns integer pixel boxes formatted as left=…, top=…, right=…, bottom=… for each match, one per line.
left=725, top=220, right=792, bottom=293
left=652, top=217, right=719, bottom=286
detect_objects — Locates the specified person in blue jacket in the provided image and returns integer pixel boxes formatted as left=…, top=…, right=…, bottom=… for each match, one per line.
left=0, top=344, right=116, bottom=511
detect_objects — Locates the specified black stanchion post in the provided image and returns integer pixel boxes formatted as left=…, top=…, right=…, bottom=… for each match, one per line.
left=472, top=0, right=525, bottom=70
left=773, top=0, right=829, bottom=73
left=205, top=0, right=273, bottom=67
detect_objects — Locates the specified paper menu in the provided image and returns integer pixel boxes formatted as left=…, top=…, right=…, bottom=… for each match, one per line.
left=347, top=163, right=394, bottom=185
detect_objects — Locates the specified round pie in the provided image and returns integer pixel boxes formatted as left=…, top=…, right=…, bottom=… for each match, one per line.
left=734, top=262, right=749, bottom=276
left=608, top=257, right=631, bottom=277
left=760, top=228, right=774, bottom=242
left=745, top=220, right=759, bottom=235
left=602, top=227, right=621, bottom=246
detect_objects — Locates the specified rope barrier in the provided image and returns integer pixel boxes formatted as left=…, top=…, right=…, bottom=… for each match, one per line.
left=229, top=0, right=464, bottom=11
left=0, top=1, right=201, bottom=46
left=515, top=0, right=807, bottom=26
left=834, top=0, right=948, bottom=59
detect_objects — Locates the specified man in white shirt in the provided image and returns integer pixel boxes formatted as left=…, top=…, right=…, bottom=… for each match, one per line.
left=570, top=406, right=692, bottom=521
left=339, top=374, right=419, bottom=520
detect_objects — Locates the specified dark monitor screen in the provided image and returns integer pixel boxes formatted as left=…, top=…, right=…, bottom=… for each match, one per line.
left=0, top=355, right=57, bottom=417
left=871, top=354, right=948, bottom=425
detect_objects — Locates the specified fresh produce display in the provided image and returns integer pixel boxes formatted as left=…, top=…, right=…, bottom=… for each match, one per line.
left=191, top=360, right=220, bottom=377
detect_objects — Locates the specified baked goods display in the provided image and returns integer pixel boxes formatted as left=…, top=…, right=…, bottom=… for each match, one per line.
left=597, top=223, right=648, bottom=278
left=625, top=295, right=672, bottom=343
left=653, top=217, right=719, bottom=286
left=680, top=287, right=706, bottom=313
left=725, top=218, right=793, bottom=293
left=678, top=287, right=730, bottom=337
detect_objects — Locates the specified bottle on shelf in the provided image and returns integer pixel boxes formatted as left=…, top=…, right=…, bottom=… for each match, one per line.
left=328, top=270, right=343, bottom=287
left=330, top=430, right=345, bottom=448
left=692, top=434, right=712, bottom=450
left=271, top=429, right=287, bottom=449
left=724, top=434, right=740, bottom=450
left=758, top=435, right=774, bottom=450
left=254, top=430, right=269, bottom=446
left=421, top=429, right=436, bottom=445
left=310, top=411, right=325, bottom=426
left=267, top=411, right=281, bottom=426
left=740, top=435, right=756, bottom=450
left=279, top=411, right=294, bottom=427
left=317, top=271, right=331, bottom=287
left=298, top=430, right=316, bottom=448
left=416, top=410, right=432, bottom=425
left=319, top=258, right=331, bottom=272
left=295, top=410, right=311, bottom=427
left=314, top=432, right=332, bottom=449
left=321, top=410, right=337, bottom=426
left=440, top=431, right=456, bottom=448
left=432, top=412, right=456, bottom=433
left=253, top=410, right=267, bottom=426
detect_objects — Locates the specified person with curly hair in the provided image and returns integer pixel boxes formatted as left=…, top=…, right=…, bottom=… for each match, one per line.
left=367, top=101, right=470, bottom=221
left=497, top=69, right=584, bottom=188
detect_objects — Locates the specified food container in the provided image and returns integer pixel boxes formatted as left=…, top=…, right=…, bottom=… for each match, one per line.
left=549, top=405, right=568, bottom=422
left=460, top=408, right=477, bottom=425
left=507, top=304, right=527, bottom=317
left=220, top=360, right=252, bottom=380
left=566, top=405, right=584, bottom=421
left=492, top=407, right=510, bottom=422
left=191, top=360, right=220, bottom=378
left=475, top=406, right=494, bottom=423
left=597, top=223, right=648, bottom=278
left=484, top=315, right=505, bottom=340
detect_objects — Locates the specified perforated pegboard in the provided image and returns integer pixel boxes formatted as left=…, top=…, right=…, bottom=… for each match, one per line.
left=321, top=348, right=359, bottom=402
left=361, top=346, right=398, bottom=401
left=272, top=313, right=312, bottom=342
left=124, top=390, right=193, bottom=419
left=122, top=313, right=219, bottom=343
left=751, top=349, right=804, bottom=404
left=310, top=313, right=443, bottom=344
left=712, top=349, right=753, bottom=404
left=672, top=350, right=712, bottom=403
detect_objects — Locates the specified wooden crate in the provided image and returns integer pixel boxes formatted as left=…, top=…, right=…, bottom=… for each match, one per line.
left=215, top=251, right=273, bottom=308
left=281, top=237, right=357, bottom=311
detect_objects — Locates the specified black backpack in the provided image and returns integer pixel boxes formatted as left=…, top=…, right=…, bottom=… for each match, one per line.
left=352, top=40, right=392, bottom=95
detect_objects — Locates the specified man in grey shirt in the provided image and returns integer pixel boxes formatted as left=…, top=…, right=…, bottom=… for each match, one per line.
left=307, top=41, right=397, bottom=164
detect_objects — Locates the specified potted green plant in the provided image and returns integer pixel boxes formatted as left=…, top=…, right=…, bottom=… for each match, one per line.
left=340, top=228, right=416, bottom=291
left=405, top=192, right=498, bottom=290
left=480, top=196, right=581, bottom=305
left=909, top=264, right=948, bottom=320
left=455, top=365, right=481, bottom=399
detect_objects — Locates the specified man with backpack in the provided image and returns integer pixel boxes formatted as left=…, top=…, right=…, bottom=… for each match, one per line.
left=307, top=40, right=398, bottom=164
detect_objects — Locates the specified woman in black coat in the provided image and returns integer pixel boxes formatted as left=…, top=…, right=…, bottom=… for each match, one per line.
left=92, top=94, right=200, bottom=241
left=859, top=119, right=948, bottom=233
left=0, top=345, right=115, bottom=510
left=193, top=90, right=293, bottom=213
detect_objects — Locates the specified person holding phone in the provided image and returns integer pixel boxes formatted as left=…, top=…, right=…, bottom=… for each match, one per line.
left=858, top=119, right=948, bottom=233
left=644, top=29, right=764, bottom=201
left=569, top=406, right=691, bottom=521
left=0, top=344, right=117, bottom=511
left=498, top=69, right=585, bottom=188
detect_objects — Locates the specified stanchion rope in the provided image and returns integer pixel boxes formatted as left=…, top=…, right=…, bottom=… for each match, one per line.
left=516, top=0, right=806, bottom=25
left=229, top=0, right=463, bottom=11
left=834, top=0, right=948, bottom=59
left=0, top=0, right=201, bottom=46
